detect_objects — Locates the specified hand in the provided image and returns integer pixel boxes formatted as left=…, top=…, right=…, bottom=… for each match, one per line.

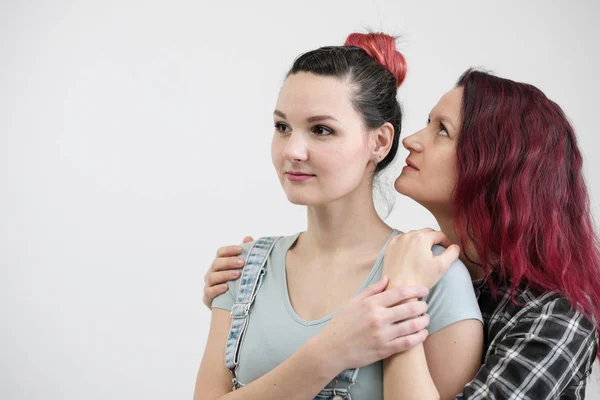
left=203, top=236, right=254, bottom=308
left=312, top=276, right=430, bottom=372
left=383, top=229, right=460, bottom=289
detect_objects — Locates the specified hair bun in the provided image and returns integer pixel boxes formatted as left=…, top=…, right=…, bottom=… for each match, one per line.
left=345, top=32, right=407, bottom=88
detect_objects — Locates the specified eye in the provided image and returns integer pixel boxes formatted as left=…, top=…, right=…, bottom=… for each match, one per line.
left=312, top=125, right=334, bottom=136
left=426, top=117, right=431, bottom=125
left=274, top=122, right=291, bottom=134
left=438, top=123, right=449, bottom=137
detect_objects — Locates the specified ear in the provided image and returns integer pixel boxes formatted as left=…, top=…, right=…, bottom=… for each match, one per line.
left=369, top=122, right=395, bottom=161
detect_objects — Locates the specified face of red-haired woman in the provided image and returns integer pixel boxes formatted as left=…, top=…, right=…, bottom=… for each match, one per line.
left=394, top=87, right=462, bottom=216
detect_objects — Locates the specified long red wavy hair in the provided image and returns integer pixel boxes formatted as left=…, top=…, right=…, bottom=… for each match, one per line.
left=454, top=69, right=600, bottom=354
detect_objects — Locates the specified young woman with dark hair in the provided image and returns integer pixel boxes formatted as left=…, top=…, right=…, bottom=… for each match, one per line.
left=193, top=32, right=484, bottom=400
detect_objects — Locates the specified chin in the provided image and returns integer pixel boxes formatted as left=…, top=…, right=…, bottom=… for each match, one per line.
left=393, top=175, right=412, bottom=196
left=287, top=198, right=310, bottom=206
left=284, top=192, right=314, bottom=206
left=394, top=177, right=429, bottom=207
left=285, top=191, right=335, bottom=207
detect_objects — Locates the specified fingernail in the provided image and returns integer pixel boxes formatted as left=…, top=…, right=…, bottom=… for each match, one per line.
left=236, top=259, right=243, bottom=265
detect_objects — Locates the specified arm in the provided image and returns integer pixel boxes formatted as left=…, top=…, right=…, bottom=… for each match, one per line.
left=381, top=230, right=484, bottom=399
left=383, top=309, right=483, bottom=400
left=424, top=320, right=483, bottom=398
left=458, top=297, right=598, bottom=399
left=383, top=343, right=438, bottom=400
left=193, top=309, right=343, bottom=400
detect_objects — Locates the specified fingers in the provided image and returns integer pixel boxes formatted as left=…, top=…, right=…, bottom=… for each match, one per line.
left=386, top=300, right=428, bottom=323
left=395, top=229, right=454, bottom=249
left=374, top=285, right=428, bottom=307
left=387, top=329, right=429, bottom=355
left=216, top=245, right=243, bottom=258
left=390, top=313, right=431, bottom=340
left=425, top=230, right=453, bottom=248
left=206, top=270, right=241, bottom=287
left=211, top=256, right=244, bottom=272
left=203, top=284, right=228, bottom=308
left=358, top=275, right=389, bottom=299
left=435, top=243, right=461, bottom=268
left=242, top=236, right=254, bottom=243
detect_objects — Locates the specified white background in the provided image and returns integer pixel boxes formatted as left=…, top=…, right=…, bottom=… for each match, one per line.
left=1, top=0, right=599, bottom=398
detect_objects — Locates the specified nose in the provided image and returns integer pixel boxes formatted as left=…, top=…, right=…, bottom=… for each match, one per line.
left=402, top=129, right=424, bottom=153
left=282, top=132, right=309, bottom=162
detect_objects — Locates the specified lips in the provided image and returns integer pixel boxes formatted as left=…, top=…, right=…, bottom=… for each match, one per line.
left=405, top=159, right=419, bottom=171
left=286, top=171, right=315, bottom=177
left=286, top=171, right=314, bottom=176
left=285, top=171, right=315, bottom=182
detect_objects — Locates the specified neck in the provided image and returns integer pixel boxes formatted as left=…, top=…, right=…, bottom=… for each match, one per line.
left=302, top=191, right=392, bottom=257
left=435, top=212, right=485, bottom=280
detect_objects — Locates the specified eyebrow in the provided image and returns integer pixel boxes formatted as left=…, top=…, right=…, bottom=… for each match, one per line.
left=274, top=110, right=339, bottom=123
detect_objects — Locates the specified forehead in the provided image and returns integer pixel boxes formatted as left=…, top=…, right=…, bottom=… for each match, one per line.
left=276, top=72, right=356, bottom=117
left=432, top=87, right=463, bottom=117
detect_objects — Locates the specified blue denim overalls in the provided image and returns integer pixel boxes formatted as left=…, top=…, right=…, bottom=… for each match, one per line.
left=224, top=236, right=360, bottom=400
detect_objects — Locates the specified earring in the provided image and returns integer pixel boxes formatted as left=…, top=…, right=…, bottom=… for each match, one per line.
left=373, top=156, right=380, bottom=167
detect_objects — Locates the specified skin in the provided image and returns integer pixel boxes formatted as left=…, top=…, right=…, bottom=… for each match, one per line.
left=395, top=87, right=483, bottom=278
left=395, top=88, right=461, bottom=218
left=195, top=77, right=482, bottom=400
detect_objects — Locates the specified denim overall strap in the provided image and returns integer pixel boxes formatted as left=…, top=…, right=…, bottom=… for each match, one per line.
left=316, top=366, right=359, bottom=399
left=335, top=368, right=360, bottom=386
left=224, top=237, right=279, bottom=389
left=223, top=235, right=360, bottom=399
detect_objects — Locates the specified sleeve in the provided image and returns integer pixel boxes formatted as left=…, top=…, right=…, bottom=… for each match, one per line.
left=457, top=297, right=599, bottom=399
left=210, top=241, right=255, bottom=311
left=424, top=245, right=483, bottom=335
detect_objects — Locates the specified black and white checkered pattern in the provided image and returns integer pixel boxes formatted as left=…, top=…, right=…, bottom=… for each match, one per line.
left=458, top=280, right=598, bottom=399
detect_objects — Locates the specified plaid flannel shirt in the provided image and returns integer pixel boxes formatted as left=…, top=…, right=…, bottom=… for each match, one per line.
left=457, top=280, right=598, bottom=399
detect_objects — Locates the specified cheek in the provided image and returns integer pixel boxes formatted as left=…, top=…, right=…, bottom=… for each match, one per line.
left=433, top=152, right=458, bottom=197
left=439, top=153, right=457, bottom=181
left=395, top=148, right=457, bottom=203
left=323, top=142, right=367, bottom=175
left=271, top=135, right=283, bottom=167
left=310, top=141, right=368, bottom=198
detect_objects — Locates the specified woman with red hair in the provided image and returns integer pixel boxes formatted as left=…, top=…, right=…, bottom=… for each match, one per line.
left=202, top=65, right=600, bottom=397
left=385, top=69, right=600, bottom=398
